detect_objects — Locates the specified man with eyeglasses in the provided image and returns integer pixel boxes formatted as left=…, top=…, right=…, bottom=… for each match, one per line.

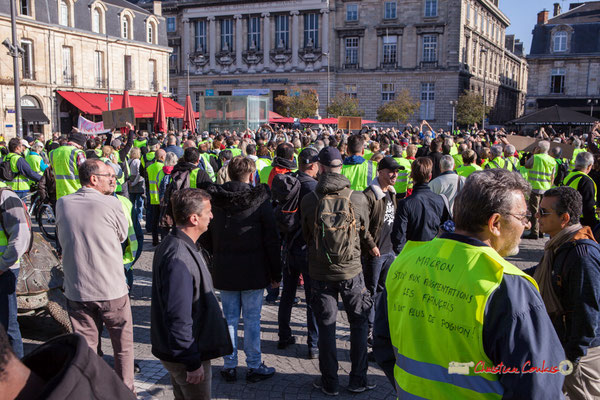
left=532, top=186, right=600, bottom=399
left=56, top=159, right=135, bottom=394
left=374, top=169, right=566, bottom=399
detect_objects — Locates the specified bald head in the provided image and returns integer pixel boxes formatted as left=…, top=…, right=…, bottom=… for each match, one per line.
left=156, top=149, right=167, bottom=162
left=183, top=140, right=196, bottom=150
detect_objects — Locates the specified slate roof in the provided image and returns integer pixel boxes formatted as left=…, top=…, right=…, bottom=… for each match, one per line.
left=548, top=2, right=600, bottom=24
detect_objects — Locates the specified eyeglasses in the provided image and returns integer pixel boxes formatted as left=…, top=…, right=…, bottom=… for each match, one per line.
left=506, top=211, right=532, bottom=225
left=93, top=173, right=117, bottom=179
left=537, top=208, right=554, bottom=217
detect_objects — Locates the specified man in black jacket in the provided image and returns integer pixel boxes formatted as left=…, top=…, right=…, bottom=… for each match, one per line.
left=391, top=157, right=449, bottom=254
left=151, top=188, right=231, bottom=399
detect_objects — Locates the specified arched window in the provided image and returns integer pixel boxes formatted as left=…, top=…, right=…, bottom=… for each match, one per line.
left=553, top=31, right=567, bottom=52
left=92, top=8, right=101, bottom=33
left=59, top=0, right=69, bottom=26
left=122, top=16, right=130, bottom=39
left=148, top=24, right=154, bottom=43
left=146, top=18, right=158, bottom=44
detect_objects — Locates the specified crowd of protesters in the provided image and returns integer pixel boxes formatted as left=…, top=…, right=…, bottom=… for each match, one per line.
left=1, top=118, right=600, bottom=399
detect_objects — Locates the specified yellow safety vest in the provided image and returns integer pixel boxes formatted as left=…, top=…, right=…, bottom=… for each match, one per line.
left=5, top=153, right=30, bottom=191
left=147, top=162, right=164, bottom=205
left=117, top=194, right=138, bottom=270
left=528, top=154, right=556, bottom=191
left=341, top=161, right=377, bottom=191
left=50, top=146, right=85, bottom=199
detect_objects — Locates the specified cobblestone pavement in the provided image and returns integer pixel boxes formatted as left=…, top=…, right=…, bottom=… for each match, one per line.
left=20, top=234, right=547, bottom=399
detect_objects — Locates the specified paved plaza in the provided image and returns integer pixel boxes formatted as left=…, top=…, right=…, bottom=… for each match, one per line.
left=20, top=234, right=547, bottom=400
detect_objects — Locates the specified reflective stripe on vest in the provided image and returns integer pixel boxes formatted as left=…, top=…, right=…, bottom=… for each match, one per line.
left=190, top=168, right=199, bottom=188
left=50, top=146, right=83, bottom=199
left=341, top=161, right=377, bottom=191
left=117, top=194, right=138, bottom=270
left=528, top=154, right=556, bottom=191
left=386, top=238, right=539, bottom=399
left=393, top=157, right=413, bottom=194
left=147, top=162, right=164, bottom=205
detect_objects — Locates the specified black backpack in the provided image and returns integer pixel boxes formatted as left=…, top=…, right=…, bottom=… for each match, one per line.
left=554, top=159, right=570, bottom=187
left=159, top=169, right=192, bottom=229
left=0, top=156, right=17, bottom=182
left=271, top=173, right=301, bottom=240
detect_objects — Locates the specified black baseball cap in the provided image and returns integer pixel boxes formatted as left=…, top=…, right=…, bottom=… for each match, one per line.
left=298, top=147, right=319, bottom=164
left=318, top=146, right=343, bottom=167
left=147, top=138, right=159, bottom=146
left=378, top=156, right=401, bottom=171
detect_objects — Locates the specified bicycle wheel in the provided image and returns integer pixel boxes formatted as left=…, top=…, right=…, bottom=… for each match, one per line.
left=37, top=203, right=56, bottom=240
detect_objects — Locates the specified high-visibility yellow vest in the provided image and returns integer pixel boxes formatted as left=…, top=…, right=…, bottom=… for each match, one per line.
left=228, top=147, right=242, bottom=157
left=189, top=168, right=199, bottom=189
left=50, top=145, right=85, bottom=199
left=134, top=139, right=147, bottom=148
left=25, top=153, right=43, bottom=174
left=456, top=164, right=482, bottom=178
left=5, top=153, right=30, bottom=191
left=117, top=194, right=138, bottom=270
left=393, top=157, right=413, bottom=194
left=116, top=157, right=130, bottom=193
left=485, top=157, right=508, bottom=170
left=147, top=162, right=164, bottom=205
left=341, top=161, right=377, bottom=191
left=570, top=148, right=586, bottom=168
left=94, top=148, right=102, bottom=157
left=141, top=151, right=156, bottom=168
left=199, top=153, right=215, bottom=181
left=0, top=182, right=8, bottom=257
left=452, top=154, right=464, bottom=168
left=255, top=158, right=272, bottom=173
left=506, top=156, right=519, bottom=171
left=563, top=170, right=598, bottom=218
left=528, top=153, right=556, bottom=191
left=259, top=165, right=274, bottom=185
left=387, top=238, right=539, bottom=400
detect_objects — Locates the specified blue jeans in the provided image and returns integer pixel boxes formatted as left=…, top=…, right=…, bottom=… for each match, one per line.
left=0, top=268, right=23, bottom=358
left=363, top=252, right=395, bottom=330
left=128, top=192, right=144, bottom=223
left=220, top=289, right=264, bottom=369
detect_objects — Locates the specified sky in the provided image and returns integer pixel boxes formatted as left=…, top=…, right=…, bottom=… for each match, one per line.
left=502, top=0, right=572, bottom=55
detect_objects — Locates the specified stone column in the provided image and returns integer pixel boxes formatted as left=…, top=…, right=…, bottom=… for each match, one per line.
left=208, top=16, right=216, bottom=71
left=291, top=11, right=299, bottom=69
left=262, top=12, right=270, bottom=71
left=321, top=9, right=329, bottom=56
left=182, top=18, right=190, bottom=74
left=235, top=14, right=243, bottom=72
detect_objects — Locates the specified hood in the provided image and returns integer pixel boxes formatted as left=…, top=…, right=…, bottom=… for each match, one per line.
left=368, top=177, right=396, bottom=200
left=343, top=155, right=365, bottom=165
left=272, top=156, right=296, bottom=170
left=172, top=161, right=197, bottom=174
left=163, top=165, right=174, bottom=174
left=316, top=172, right=351, bottom=194
left=207, top=181, right=270, bottom=211
left=572, top=225, right=596, bottom=242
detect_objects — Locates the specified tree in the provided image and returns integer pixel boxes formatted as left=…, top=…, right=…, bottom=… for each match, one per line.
left=376, top=89, right=420, bottom=127
left=274, top=87, right=319, bottom=118
left=326, top=93, right=364, bottom=117
left=456, top=91, right=492, bottom=127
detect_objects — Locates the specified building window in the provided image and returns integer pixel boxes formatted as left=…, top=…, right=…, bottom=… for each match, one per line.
left=122, top=16, right=131, bottom=39
left=92, top=8, right=101, bottom=33
left=194, top=20, right=206, bottom=52
left=425, top=0, right=437, bottom=17
left=480, top=13, right=484, bottom=31
left=553, top=31, right=567, bottom=52
left=220, top=19, right=233, bottom=51
left=147, top=23, right=154, bottom=44
left=94, top=51, right=104, bottom=88
left=346, top=4, right=358, bottom=21
left=62, top=46, right=73, bottom=85
left=550, top=68, right=565, bottom=94
left=169, top=51, right=178, bottom=71
left=167, top=17, right=176, bottom=32
left=21, top=39, right=33, bottom=79
left=474, top=9, right=478, bottom=29
left=420, top=83, right=435, bottom=119
left=59, top=0, right=69, bottom=26
left=422, top=35, right=437, bottom=62
left=383, top=35, right=397, bottom=65
left=382, top=83, right=395, bottom=101
left=466, top=2, right=470, bottom=22
left=248, top=17, right=261, bottom=50
left=149, top=59, right=157, bottom=91
left=171, top=87, right=178, bottom=102
left=275, top=15, right=289, bottom=49
left=304, top=13, right=319, bottom=48
left=194, top=91, right=205, bottom=112
left=345, top=84, right=357, bottom=98
left=20, top=0, right=31, bottom=16
left=124, top=55, right=133, bottom=89
left=384, top=2, right=397, bottom=19
left=345, top=37, right=359, bottom=66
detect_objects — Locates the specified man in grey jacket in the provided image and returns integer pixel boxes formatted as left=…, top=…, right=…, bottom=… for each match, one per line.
left=56, top=159, right=133, bottom=392
left=428, top=155, right=465, bottom=217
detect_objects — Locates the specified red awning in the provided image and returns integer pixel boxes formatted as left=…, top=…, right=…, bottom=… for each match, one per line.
left=57, top=90, right=186, bottom=118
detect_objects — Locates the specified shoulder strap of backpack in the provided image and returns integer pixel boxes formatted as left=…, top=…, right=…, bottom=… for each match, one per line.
left=366, top=162, right=375, bottom=187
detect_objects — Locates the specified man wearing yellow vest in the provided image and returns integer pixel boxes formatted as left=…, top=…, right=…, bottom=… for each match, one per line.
left=485, top=145, right=510, bottom=170
left=49, top=130, right=87, bottom=200
left=341, top=135, right=377, bottom=191
left=562, top=151, right=599, bottom=229
left=25, top=141, right=49, bottom=176
left=147, top=149, right=166, bottom=247
left=570, top=138, right=586, bottom=169
left=524, top=141, right=556, bottom=239
left=373, top=169, right=566, bottom=399
left=456, top=149, right=482, bottom=177
left=4, top=138, right=42, bottom=199
left=391, top=144, right=412, bottom=199
left=116, top=193, right=142, bottom=293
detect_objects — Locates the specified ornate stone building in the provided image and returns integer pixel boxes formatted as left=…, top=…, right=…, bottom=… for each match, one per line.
left=526, top=2, right=600, bottom=118
left=137, top=0, right=527, bottom=129
left=0, top=0, right=170, bottom=137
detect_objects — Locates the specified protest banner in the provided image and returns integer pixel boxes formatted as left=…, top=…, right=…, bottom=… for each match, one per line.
left=506, top=135, right=575, bottom=159
left=77, top=115, right=110, bottom=135
left=102, top=107, right=135, bottom=130
left=338, top=116, right=362, bottom=131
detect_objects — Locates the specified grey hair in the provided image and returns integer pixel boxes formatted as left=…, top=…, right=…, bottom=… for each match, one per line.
left=573, top=138, right=582, bottom=149
left=490, top=145, right=503, bottom=158
left=504, top=144, right=516, bottom=155
left=314, top=140, right=325, bottom=151
left=574, top=151, right=594, bottom=170
left=454, top=169, right=531, bottom=233
left=439, top=155, right=455, bottom=172
left=538, top=141, right=550, bottom=153
left=164, top=152, right=179, bottom=167
left=550, top=146, right=562, bottom=158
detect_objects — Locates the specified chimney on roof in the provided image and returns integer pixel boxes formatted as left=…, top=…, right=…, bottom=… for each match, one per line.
left=153, top=1, right=162, bottom=17
left=553, top=3, right=562, bottom=17
left=537, top=9, right=549, bottom=25
left=505, top=34, right=515, bottom=52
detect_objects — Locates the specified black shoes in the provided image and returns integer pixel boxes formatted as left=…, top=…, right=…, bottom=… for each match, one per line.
left=313, top=378, right=339, bottom=396
left=277, top=336, right=296, bottom=349
left=220, top=367, right=237, bottom=382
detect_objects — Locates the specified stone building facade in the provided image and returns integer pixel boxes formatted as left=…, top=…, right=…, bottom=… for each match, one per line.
left=526, top=2, right=600, bottom=118
left=0, top=0, right=170, bottom=138
left=138, top=0, right=527, bottom=129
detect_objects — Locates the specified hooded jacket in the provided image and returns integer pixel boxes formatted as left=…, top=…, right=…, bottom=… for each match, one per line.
left=300, top=172, right=369, bottom=281
left=170, top=161, right=212, bottom=189
left=204, top=181, right=281, bottom=290
left=21, top=333, right=136, bottom=400
left=363, top=178, right=397, bottom=255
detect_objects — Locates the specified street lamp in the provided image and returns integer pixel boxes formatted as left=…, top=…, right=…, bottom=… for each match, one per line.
left=450, top=100, right=458, bottom=134
left=480, top=48, right=488, bottom=132
left=322, top=52, right=330, bottom=117
left=588, top=99, right=598, bottom=117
